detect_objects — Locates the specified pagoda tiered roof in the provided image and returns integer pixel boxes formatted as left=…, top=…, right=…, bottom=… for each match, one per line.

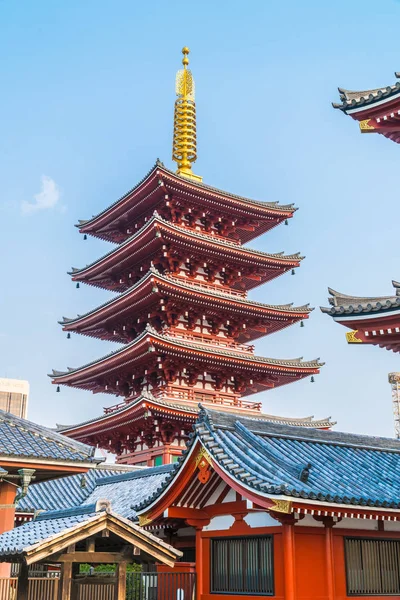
left=54, top=392, right=334, bottom=455
left=69, top=213, right=302, bottom=292
left=77, top=161, right=296, bottom=244
left=321, top=282, right=400, bottom=352
left=60, top=268, right=312, bottom=343
left=333, top=72, right=400, bottom=144
left=52, top=49, right=324, bottom=465
left=50, top=326, right=322, bottom=396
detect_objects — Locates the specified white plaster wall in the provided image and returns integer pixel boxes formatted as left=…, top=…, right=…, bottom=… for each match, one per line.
left=296, top=514, right=324, bottom=528
left=244, top=512, right=280, bottom=528
left=204, top=515, right=235, bottom=531
left=335, top=518, right=378, bottom=531
left=222, top=489, right=237, bottom=503
left=380, top=520, right=400, bottom=532
left=204, top=481, right=226, bottom=507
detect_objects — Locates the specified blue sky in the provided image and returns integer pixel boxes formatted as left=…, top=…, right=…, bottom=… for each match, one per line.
left=1, top=0, right=400, bottom=437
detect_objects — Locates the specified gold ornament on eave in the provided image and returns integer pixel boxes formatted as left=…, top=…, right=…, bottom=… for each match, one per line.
left=172, top=47, right=202, bottom=182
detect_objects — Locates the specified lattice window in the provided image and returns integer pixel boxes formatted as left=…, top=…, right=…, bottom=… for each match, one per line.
left=345, top=537, right=400, bottom=595
left=211, top=536, right=274, bottom=595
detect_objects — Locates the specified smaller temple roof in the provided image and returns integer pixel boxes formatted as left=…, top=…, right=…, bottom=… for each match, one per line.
left=333, top=74, right=400, bottom=112
left=16, top=464, right=137, bottom=514
left=321, top=282, right=400, bottom=317
left=0, top=409, right=98, bottom=468
left=82, top=465, right=176, bottom=520
left=135, top=407, right=400, bottom=513
left=0, top=500, right=181, bottom=566
left=0, top=504, right=105, bottom=558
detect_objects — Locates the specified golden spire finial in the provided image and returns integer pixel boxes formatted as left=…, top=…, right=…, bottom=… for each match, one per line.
left=172, top=47, right=202, bottom=182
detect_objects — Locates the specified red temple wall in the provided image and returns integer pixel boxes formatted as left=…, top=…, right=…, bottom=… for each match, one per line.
left=195, top=523, right=400, bottom=600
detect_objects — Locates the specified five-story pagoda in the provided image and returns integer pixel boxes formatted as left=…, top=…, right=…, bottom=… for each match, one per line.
left=52, top=49, right=326, bottom=466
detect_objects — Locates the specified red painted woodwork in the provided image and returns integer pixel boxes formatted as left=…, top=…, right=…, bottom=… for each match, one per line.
left=0, top=482, right=17, bottom=577
left=55, top=162, right=321, bottom=465
left=77, top=164, right=295, bottom=245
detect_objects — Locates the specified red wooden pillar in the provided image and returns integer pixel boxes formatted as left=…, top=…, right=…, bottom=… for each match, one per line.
left=281, top=518, right=296, bottom=600
left=0, top=481, right=17, bottom=577
left=186, top=518, right=210, bottom=600
left=323, top=517, right=336, bottom=600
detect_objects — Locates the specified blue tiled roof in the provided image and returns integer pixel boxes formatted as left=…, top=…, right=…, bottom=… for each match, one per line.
left=0, top=410, right=95, bottom=463
left=136, top=407, right=400, bottom=512
left=83, top=464, right=175, bottom=519
left=0, top=501, right=182, bottom=563
left=16, top=466, right=134, bottom=513
left=0, top=505, right=102, bottom=557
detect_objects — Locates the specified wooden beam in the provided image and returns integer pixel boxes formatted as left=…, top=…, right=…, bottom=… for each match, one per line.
left=52, top=551, right=133, bottom=564
left=26, top=518, right=107, bottom=564
left=17, top=561, right=29, bottom=600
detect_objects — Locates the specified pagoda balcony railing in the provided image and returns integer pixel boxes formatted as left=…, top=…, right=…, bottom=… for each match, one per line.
left=177, top=220, right=241, bottom=245
left=169, top=274, right=247, bottom=298
left=158, top=386, right=262, bottom=411
left=166, top=331, right=254, bottom=353
left=103, top=387, right=262, bottom=415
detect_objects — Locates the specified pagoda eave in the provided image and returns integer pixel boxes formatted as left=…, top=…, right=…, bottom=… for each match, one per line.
left=57, top=393, right=335, bottom=456
left=60, top=270, right=311, bottom=343
left=51, top=329, right=321, bottom=397
left=70, top=216, right=302, bottom=293
left=77, top=163, right=297, bottom=245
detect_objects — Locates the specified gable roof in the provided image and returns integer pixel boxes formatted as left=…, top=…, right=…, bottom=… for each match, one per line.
left=135, top=407, right=400, bottom=514
left=0, top=501, right=181, bottom=566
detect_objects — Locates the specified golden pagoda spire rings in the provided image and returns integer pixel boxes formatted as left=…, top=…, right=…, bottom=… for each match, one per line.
left=172, top=47, right=202, bottom=182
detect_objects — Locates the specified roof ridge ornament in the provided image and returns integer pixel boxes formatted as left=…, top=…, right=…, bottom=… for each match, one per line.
left=172, top=48, right=202, bottom=182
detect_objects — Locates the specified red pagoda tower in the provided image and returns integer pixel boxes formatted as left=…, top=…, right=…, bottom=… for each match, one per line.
left=52, top=48, right=325, bottom=466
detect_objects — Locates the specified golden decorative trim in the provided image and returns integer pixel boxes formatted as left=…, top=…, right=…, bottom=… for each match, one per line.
left=346, top=330, right=362, bottom=344
left=269, top=499, right=292, bottom=514
left=138, top=514, right=153, bottom=527
left=359, top=119, right=375, bottom=133
left=195, top=446, right=212, bottom=468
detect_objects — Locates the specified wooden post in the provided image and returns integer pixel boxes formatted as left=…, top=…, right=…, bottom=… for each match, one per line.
left=282, top=521, right=296, bottom=600
left=0, top=481, right=17, bottom=578
left=324, top=518, right=335, bottom=600
left=186, top=518, right=210, bottom=600
left=58, top=561, right=72, bottom=600
left=16, top=561, right=29, bottom=600
left=115, top=562, right=127, bottom=600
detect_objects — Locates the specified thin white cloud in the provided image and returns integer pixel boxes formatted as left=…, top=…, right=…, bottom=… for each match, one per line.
left=21, top=176, right=63, bottom=215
